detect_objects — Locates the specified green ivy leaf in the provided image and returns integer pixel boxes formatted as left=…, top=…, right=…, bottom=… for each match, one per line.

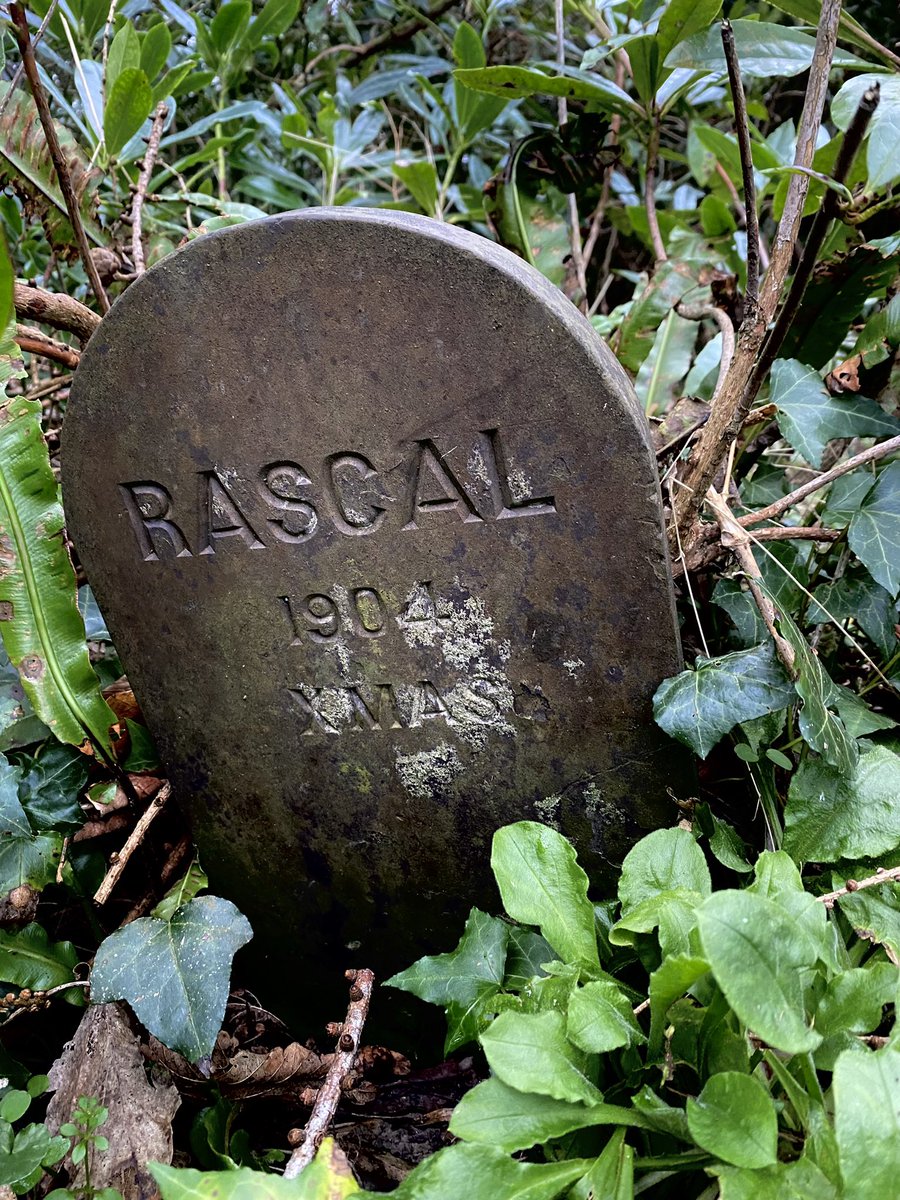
left=849, top=461, right=900, bottom=597
left=770, top=360, right=900, bottom=468
left=687, top=1072, right=778, bottom=1168
left=104, top=68, right=153, bottom=158
left=784, top=741, right=900, bottom=862
left=697, top=891, right=821, bottom=1053
left=566, top=980, right=644, bottom=1053
left=479, top=1010, right=603, bottom=1107
left=491, top=823, right=599, bottom=971
left=775, top=608, right=857, bottom=774
left=0, top=1123, right=53, bottom=1187
left=17, top=741, right=87, bottom=833
left=833, top=1045, right=900, bottom=1200
left=449, top=1076, right=652, bottom=1154
left=653, top=643, right=794, bottom=758
left=809, top=574, right=899, bottom=659
left=91, top=896, right=252, bottom=1062
left=390, top=1142, right=589, bottom=1200
left=0, top=922, right=77, bottom=992
left=386, top=908, right=509, bottom=1054
left=0, top=832, right=61, bottom=894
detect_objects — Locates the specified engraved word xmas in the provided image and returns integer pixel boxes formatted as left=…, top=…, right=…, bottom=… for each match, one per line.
left=119, top=428, right=556, bottom=562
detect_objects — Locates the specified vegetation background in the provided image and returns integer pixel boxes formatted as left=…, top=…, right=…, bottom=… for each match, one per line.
left=0, top=0, right=898, bottom=1196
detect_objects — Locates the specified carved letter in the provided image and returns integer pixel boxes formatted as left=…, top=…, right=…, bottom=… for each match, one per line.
left=409, top=680, right=453, bottom=728
left=289, top=686, right=340, bottom=736
left=260, top=462, right=319, bottom=543
left=478, top=428, right=556, bottom=519
left=403, top=440, right=484, bottom=530
left=325, top=453, right=387, bottom=536
left=198, top=471, right=265, bottom=554
left=119, top=482, right=192, bottom=562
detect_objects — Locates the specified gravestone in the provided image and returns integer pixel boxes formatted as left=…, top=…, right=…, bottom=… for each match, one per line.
left=62, top=209, right=685, bottom=1026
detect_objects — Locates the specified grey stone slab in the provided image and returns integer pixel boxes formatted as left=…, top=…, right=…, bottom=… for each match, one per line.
left=62, top=209, right=687, bottom=1027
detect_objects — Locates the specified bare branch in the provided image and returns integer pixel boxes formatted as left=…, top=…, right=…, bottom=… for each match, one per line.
left=132, top=103, right=168, bottom=276
left=15, top=324, right=80, bottom=367
left=14, top=281, right=101, bottom=342
left=283, top=968, right=375, bottom=1177
left=721, top=20, right=760, bottom=310
left=819, top=864, right=900, bottom=908
left=94, top=782, right=171, bottom=905
left=9, top=3, right=109, bottom=314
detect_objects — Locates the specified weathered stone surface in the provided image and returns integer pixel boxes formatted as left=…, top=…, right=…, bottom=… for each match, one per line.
left=62, top=209, right=685, bottom=1025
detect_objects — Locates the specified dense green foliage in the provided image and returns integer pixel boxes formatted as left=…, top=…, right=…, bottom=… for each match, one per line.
left=0, top=0, right=898, bottom=1194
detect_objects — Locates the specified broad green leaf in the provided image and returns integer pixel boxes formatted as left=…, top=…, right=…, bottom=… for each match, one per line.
left=0, top=331, right=114, bottom=752
left=0, top=84, right=104, bottom=247
left=569, top=1129, right=632, bottom=1200
left=491, top=823, right=598, bottom=970
left=768, top=0, right=896, bottom=64
left=697, top=891, right=821, bottom=1053
left=566, top=981, right=644, bottom=1053
left=91, top=896, right=252, bottom=1061
left=832, top=76, right=900, bottom=190
left=0, top=831, right=61, bottom=893
left=648, top=953, right=709, bottom=1056
left=210, top=0, right=252, bottom=55
left=0, top=922, right=77, bottom=992
left=815, top=963, right=897, bottom=1036
left=618, top=828, right=710, bottom=914
left=616, top=260, right=707, bottom=372
left=634, top=311, right=697, bottom=416
left=833, top=1045, right=900, bottom=1200
left=785, top=741, right=900, bottom=862
left=503, top=927, right=553, bottom=988
left=453, top=66, right=641, bottom=118
left=449, top=1077, right=652, bottom=1153
left=775, top=608, right=857, bottom=774
left=140, top=23, right=173, bottom=81
left=830, top=685, right=896, bottom=739
left=849, top=462, right=900, bottom=597
left=390, top=1143, right=588, bottom=1200
left=687, top=1072, right=778, bottom=1168
left=393, top=160, right=438, bottom=217
left=770, top=360, right=900, bottom=469
left=653, top=643, right=794, bottom=758
left=386, top=908, right=508, bottom=1053
left=18, top=741, right=87, bottom=833
left=479, top=1010, right=603, bottom=1107
left=244, top=0, right=300, bottom=50
left=657, top=0, right=723, bottom=59
left=152, top=1140, right=356, bottom=1200
left=453, top=23, right=507, bottom=140
left=809, top=574, right=898, bottom=659
left=106, top=20, right=140, bottom=94
left=104, top=68, right=153, bottom=158
left=838, top=884, right=900, bottom=958
left=0, top=1124, right=53, bottom=1187
left=610, top=887, right=703, bottom=958
left=712, top=1158, right=838, bottom=1199
left=665, top=19, right=870, bottom=77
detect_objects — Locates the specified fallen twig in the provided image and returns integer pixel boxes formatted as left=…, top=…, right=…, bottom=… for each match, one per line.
left=93, top=781, right=171, bottom=905
left=9, top=4, right=109, bottom=314
left=818, top=865, right=900, bottom=908
left=283, top=968, right=375, bottom=1178
left=132, top=103, right=168, bottom=276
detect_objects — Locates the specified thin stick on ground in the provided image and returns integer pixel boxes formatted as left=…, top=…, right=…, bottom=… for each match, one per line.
left=671, top=0, right=843, bottom=545
left=132, top=103, right=168, bottom=276
left=9, top=4, right=109, bottom=314
left=720, top=20, right=759, bottom=310
left=93, top=782, right=171, bottom=905
left=818, top=865, right=900, bottom=908
left=14, top=281, right=101, bottom=341
left=283, top=968, right=375, bottom=1178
